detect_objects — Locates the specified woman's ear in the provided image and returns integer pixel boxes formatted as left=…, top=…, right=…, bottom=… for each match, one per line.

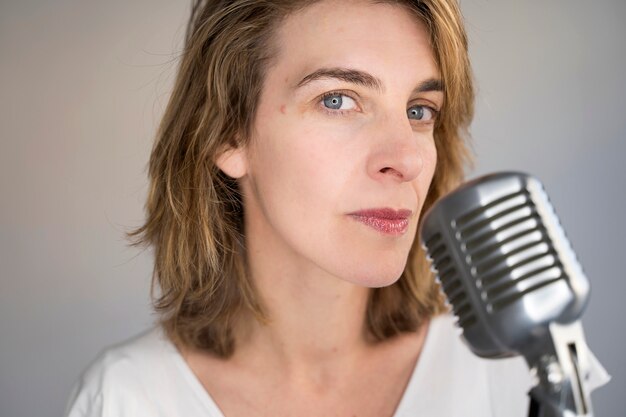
left=215, top=145, right=248, bottom=179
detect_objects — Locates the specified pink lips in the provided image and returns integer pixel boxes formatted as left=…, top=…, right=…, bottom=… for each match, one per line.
left=348, top=208, right=412, bottom=236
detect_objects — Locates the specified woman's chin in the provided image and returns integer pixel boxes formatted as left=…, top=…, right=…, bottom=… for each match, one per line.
left=340, top=261, right=407, bottom=288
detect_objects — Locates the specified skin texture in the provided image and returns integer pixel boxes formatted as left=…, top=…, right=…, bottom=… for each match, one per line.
left=192, top=1, right=443, bottom=416
left=225, top=7, right=441, bottom=290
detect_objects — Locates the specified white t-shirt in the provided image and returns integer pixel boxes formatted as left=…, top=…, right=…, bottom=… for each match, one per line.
left=64, top=314, right=535, bottom=417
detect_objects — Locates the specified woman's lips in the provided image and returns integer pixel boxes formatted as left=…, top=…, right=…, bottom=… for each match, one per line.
left=348, top=208, right=412, bottom=236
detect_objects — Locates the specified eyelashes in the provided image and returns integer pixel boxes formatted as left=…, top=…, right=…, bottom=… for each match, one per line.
left=407, top=105, right=437, bottom=122
left=320, top=91, right=359, bottom=112
left=317, top=90, right=440, bottom=124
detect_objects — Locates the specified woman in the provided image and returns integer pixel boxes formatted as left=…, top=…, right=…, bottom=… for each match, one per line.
left=65, top=0, right=532, bottom=415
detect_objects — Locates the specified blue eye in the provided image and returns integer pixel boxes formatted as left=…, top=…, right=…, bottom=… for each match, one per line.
left=322, top=93, right=357, bottom=111
left=323, top=94, right=342, bottom=109
left=407, top=105, right=436, bottom=121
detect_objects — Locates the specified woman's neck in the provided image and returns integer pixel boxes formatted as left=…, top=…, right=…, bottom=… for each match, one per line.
left=232, top=215, right=378, bottom=380
left=234, top=260, right=373, bottom=378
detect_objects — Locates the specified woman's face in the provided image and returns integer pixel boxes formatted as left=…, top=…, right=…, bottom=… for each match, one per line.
left=223, top=0, right=442, bottom=287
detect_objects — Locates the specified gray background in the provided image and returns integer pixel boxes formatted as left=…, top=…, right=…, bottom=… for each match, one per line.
left=1, top=1, right=623, bottom=416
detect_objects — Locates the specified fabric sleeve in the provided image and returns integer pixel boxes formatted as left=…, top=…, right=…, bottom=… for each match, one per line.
left=64, top=379, right=105, bottom=417
left=486, top=356, right=533, bottom=417
left=63, top=351, right=161, bottom=417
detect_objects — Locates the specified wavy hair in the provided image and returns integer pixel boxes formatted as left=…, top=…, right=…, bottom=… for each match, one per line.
left=130, top=0, right=474, bottom=357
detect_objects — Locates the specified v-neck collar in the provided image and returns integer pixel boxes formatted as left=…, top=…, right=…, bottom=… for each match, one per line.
left=165, top=317, right=444, bottom=417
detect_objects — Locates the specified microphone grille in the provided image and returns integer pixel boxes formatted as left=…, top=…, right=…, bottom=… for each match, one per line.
left=423, top=231, right=478, bottom=329
left=420, top=172, right=590, bottom=357
left=453, top=187, right=563, bottom=312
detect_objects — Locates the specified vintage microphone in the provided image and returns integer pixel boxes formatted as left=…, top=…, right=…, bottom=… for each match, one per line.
left=419, top=172, right=595, bottom=417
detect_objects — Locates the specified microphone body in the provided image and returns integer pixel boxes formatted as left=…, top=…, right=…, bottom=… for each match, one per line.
left=420, top=172, right=595, bottom=417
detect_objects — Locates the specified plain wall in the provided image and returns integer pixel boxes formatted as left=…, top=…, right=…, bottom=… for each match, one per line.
left=1, top=1, right=623, bottom=416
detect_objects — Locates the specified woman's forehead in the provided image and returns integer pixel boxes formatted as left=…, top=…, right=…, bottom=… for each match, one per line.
left=268, top=1, right=438, bottom=93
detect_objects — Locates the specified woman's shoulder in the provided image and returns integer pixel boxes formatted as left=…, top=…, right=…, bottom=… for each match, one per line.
left=429, top=313, right=532, bottom=389
left=426, top=313, right=531, bottom=375
left=79, top=326, right=171, bottom=385
left=65, top=326, right=227, bottom=417
left=64, top=326, right=182, bottom=417
left=394, top=313, right=532, bottom=417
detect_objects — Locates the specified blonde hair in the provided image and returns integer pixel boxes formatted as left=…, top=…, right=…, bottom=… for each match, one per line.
left=130, top=0, right=474, bottom=357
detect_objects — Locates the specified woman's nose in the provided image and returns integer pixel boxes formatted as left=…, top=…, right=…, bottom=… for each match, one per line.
left=366, top=113, right=425, bottom=183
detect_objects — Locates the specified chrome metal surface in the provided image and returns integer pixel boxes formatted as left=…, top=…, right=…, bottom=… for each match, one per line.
left=420, top=172, right=594, bottom=416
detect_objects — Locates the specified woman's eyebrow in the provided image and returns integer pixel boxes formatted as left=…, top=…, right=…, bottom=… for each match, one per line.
left=295, top=67, right=443, bottom=95
left=296, top=67, right=383, bottom=92
left=413, top=78, right=444, bottom=94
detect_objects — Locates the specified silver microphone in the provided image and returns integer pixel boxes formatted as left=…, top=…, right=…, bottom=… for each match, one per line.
left=420, top=172, right=595, bottom=417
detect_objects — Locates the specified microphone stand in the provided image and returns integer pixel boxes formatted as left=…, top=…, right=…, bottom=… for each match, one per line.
left=525, top=321, right=594, bottom=417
